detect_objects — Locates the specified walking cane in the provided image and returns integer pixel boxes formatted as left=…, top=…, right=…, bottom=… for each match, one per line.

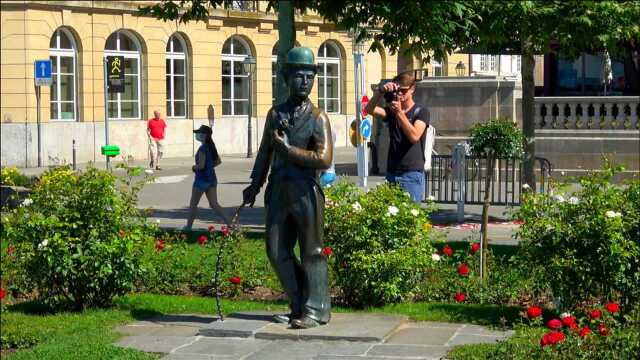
left=213, top=202, right=247, bottom=321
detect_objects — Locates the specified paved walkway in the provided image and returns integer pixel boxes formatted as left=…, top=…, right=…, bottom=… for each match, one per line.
left=16, top=147, right=521, bottom=245
left=114, top=312, right=513, bottom=360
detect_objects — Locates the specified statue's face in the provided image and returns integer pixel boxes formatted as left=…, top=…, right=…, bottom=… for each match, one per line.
left=287, top=68, right=316, bottom=100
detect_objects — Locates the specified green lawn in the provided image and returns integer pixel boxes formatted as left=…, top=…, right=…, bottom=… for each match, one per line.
left=2, top=293, right=523, bottom=359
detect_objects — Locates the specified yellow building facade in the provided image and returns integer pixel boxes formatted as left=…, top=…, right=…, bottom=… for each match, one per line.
left=0, top=1, right=473, bottom=167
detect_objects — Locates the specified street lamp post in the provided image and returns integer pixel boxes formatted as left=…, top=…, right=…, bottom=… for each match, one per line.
left=352, top=31, right=368, bottom=187
left=455, top=61, right=466, bottom=77
left=242, top=56, right=256, bottom=158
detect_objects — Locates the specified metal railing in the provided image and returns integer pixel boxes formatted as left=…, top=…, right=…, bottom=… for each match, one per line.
left=426, top=155, right=552, bottom=206
left=534, top=96, right=640, bottom=130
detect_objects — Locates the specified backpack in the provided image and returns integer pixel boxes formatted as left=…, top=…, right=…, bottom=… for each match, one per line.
left=424, top=125, right=436, bottom=171
left=411, top=106, right=436, bottom=171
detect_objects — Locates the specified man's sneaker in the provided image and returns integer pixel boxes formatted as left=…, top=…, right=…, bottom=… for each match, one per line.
left=273, top=314, right=291, bottom=324
left=291, top=316, right=320, bottom=329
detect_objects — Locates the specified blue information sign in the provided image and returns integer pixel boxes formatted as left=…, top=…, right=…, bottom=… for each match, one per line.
left=34, top=60, right=52, bottom=86
left=361, top=118, right=372, bottom=140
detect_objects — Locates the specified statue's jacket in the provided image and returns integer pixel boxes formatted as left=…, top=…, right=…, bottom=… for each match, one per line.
left=250, top=98, right=333, bottom=205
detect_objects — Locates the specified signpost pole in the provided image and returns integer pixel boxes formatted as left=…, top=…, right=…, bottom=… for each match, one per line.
left=103, top=57, right=111, bottom=171
left=36, top=85, right=42, bottom=167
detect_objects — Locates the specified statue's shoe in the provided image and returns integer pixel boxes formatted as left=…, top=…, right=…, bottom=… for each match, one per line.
left=291, top=316, right=320, bottom=329
left=273, top=313, right=298, bottom=324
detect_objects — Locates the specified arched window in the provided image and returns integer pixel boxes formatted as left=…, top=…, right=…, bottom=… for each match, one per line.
left=104, top=31, right=141, bottom=119
left=49, top=28, right=77, bottom=121
left=166, top=34, right=187, bottom=118
left=317, top=42, right=341, bottom=113
left=222, top=37, right=251, bottom=116
left=272, top=41, right=300, bottom=105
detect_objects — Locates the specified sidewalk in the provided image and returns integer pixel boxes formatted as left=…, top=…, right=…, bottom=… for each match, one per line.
left=114, top=311, right=513, bottom=360
left=16, top=147, right=520, bottom=245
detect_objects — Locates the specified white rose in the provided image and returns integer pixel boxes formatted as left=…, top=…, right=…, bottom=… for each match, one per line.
left=37, top=239, right=49, bottom=250
left=404, top=192, right=411, bottom=198
left=560, top=312, right=572, bottom=319
left=605, top=211, right=621, bottom=218
left=21, top=198, right=33, bottom=206
left=554, top=195, right=565, bottom=203
left=568, top=196, right=579, bottom=205
left=522, top=183, right=531, bottom=190
left=144, top=169, right=154, bottom=175
left=410, top=209, right=419, bottom=216
left=431, top=253, right=441, bottom=262
left=387, top=205, right=399, bottom=216
left=156, top=219, right=161, bottom=224
left=326, top=184, right=332, bottom=188
left=426, top=195, right=435, bottom=202
left=352, top=202, right=362, bottom=212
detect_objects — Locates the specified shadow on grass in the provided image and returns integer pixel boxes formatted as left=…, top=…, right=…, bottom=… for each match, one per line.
left=8, top=300, right=57, bottom=315
left=425, top=303, right=521, bottom=326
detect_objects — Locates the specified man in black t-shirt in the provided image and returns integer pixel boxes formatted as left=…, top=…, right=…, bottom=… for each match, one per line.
left=364, top=71, right=429, bottom=202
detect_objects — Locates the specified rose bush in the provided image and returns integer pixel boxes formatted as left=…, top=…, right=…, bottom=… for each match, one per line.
left=516, top=162, right=640, bottom=309
left=323, top=181, right=438, bottom=307
left=1, top=164, right=155, bottom=309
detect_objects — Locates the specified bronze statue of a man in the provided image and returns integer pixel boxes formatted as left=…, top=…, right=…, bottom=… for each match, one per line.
left=242, top=47, right=333, bottom=329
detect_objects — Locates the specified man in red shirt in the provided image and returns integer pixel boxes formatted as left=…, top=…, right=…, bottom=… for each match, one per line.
left=147, top=110, right=167, bottom=170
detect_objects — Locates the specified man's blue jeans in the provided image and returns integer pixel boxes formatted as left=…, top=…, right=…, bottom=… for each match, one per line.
left=385, top=170, right=425, bottom=203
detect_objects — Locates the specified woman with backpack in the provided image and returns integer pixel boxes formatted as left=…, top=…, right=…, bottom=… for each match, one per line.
left=184, top=125, right=232, bottom=230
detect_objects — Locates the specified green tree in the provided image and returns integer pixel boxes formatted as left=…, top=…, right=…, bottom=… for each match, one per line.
left=470, top=0, right=640, bottom=188
left=140, top=1, right=640, bottom=187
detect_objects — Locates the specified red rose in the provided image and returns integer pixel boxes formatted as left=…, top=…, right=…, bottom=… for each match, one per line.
left=547, top=318, right=563, bottom=330
left=229, top=276, right=241, bottom=285
left=579, top=326, right=592, bottom=337
left=208, top=225, right=215, bottom=233
left=527, top=306, right=543, bottom=318
left=7, top=245, right=16, bottom=256
left=155, top=239, right=165, bottom=251
left=222, top=226, right=230, bottom=237
left=0, top=288, right=5, bottom=300
left=568, top=322, right=578, bottom=330
left=551, top=331, right=566, bottom=344
left=442, top=245, right=453, bottom=257
left=457, top=263, right=469, bottom=277
left=454, top=292, right=465, bottom=303
left=589, top=309, right=602, bottom=320
left=198, top=235, right=207, bottom=246
left=606, top=302, right=620, bottom=314
left=471, top=242, right=480, bottom=254
left=322, top=247, right=333, bottom=256
left=561, top=316, right=576, bottom=327
left=598, top=324, right=608, bottom=336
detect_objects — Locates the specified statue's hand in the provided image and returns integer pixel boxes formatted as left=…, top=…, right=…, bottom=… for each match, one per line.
left=242, top=185, right=259, bottom=207
left=273, top=129, right=290, bottom=153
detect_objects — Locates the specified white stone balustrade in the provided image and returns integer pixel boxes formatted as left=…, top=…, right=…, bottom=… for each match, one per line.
left=534, top=96, right=640, bottom=130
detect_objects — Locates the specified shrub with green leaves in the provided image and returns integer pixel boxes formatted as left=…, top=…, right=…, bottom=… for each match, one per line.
left=324, top=181, right=437, bottom=307
left=468, top=119, right=524, bottom=160
left=0, top=166, right=32, bottom=187
left=1, top=164, right=155, bottom=309
left=516, top=163, right=640, bottom=309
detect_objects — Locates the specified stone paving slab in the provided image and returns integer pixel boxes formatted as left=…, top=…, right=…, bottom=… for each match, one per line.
left=386, top=326, right=458, bottom=345
left=198, top=311, right=407, bottom=342
left=115, top=315, right=515, bottom=360
left=114, top=335, right=196, bottom=353
left=367, top=344, right=450, bottom=359
left=173, top=337, right=270, bottom=358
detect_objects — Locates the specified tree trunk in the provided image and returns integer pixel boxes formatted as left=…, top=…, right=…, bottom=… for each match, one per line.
left=521, top=40, right=536, bottom=189
left=276, top=1, right=295, bottom=104
left=480, top=155, right=494, bottom=280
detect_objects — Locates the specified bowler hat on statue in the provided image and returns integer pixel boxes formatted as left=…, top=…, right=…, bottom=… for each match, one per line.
left=193, top=125, right=212, bottom=135
left=283, top=47, right=318, bottom=72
